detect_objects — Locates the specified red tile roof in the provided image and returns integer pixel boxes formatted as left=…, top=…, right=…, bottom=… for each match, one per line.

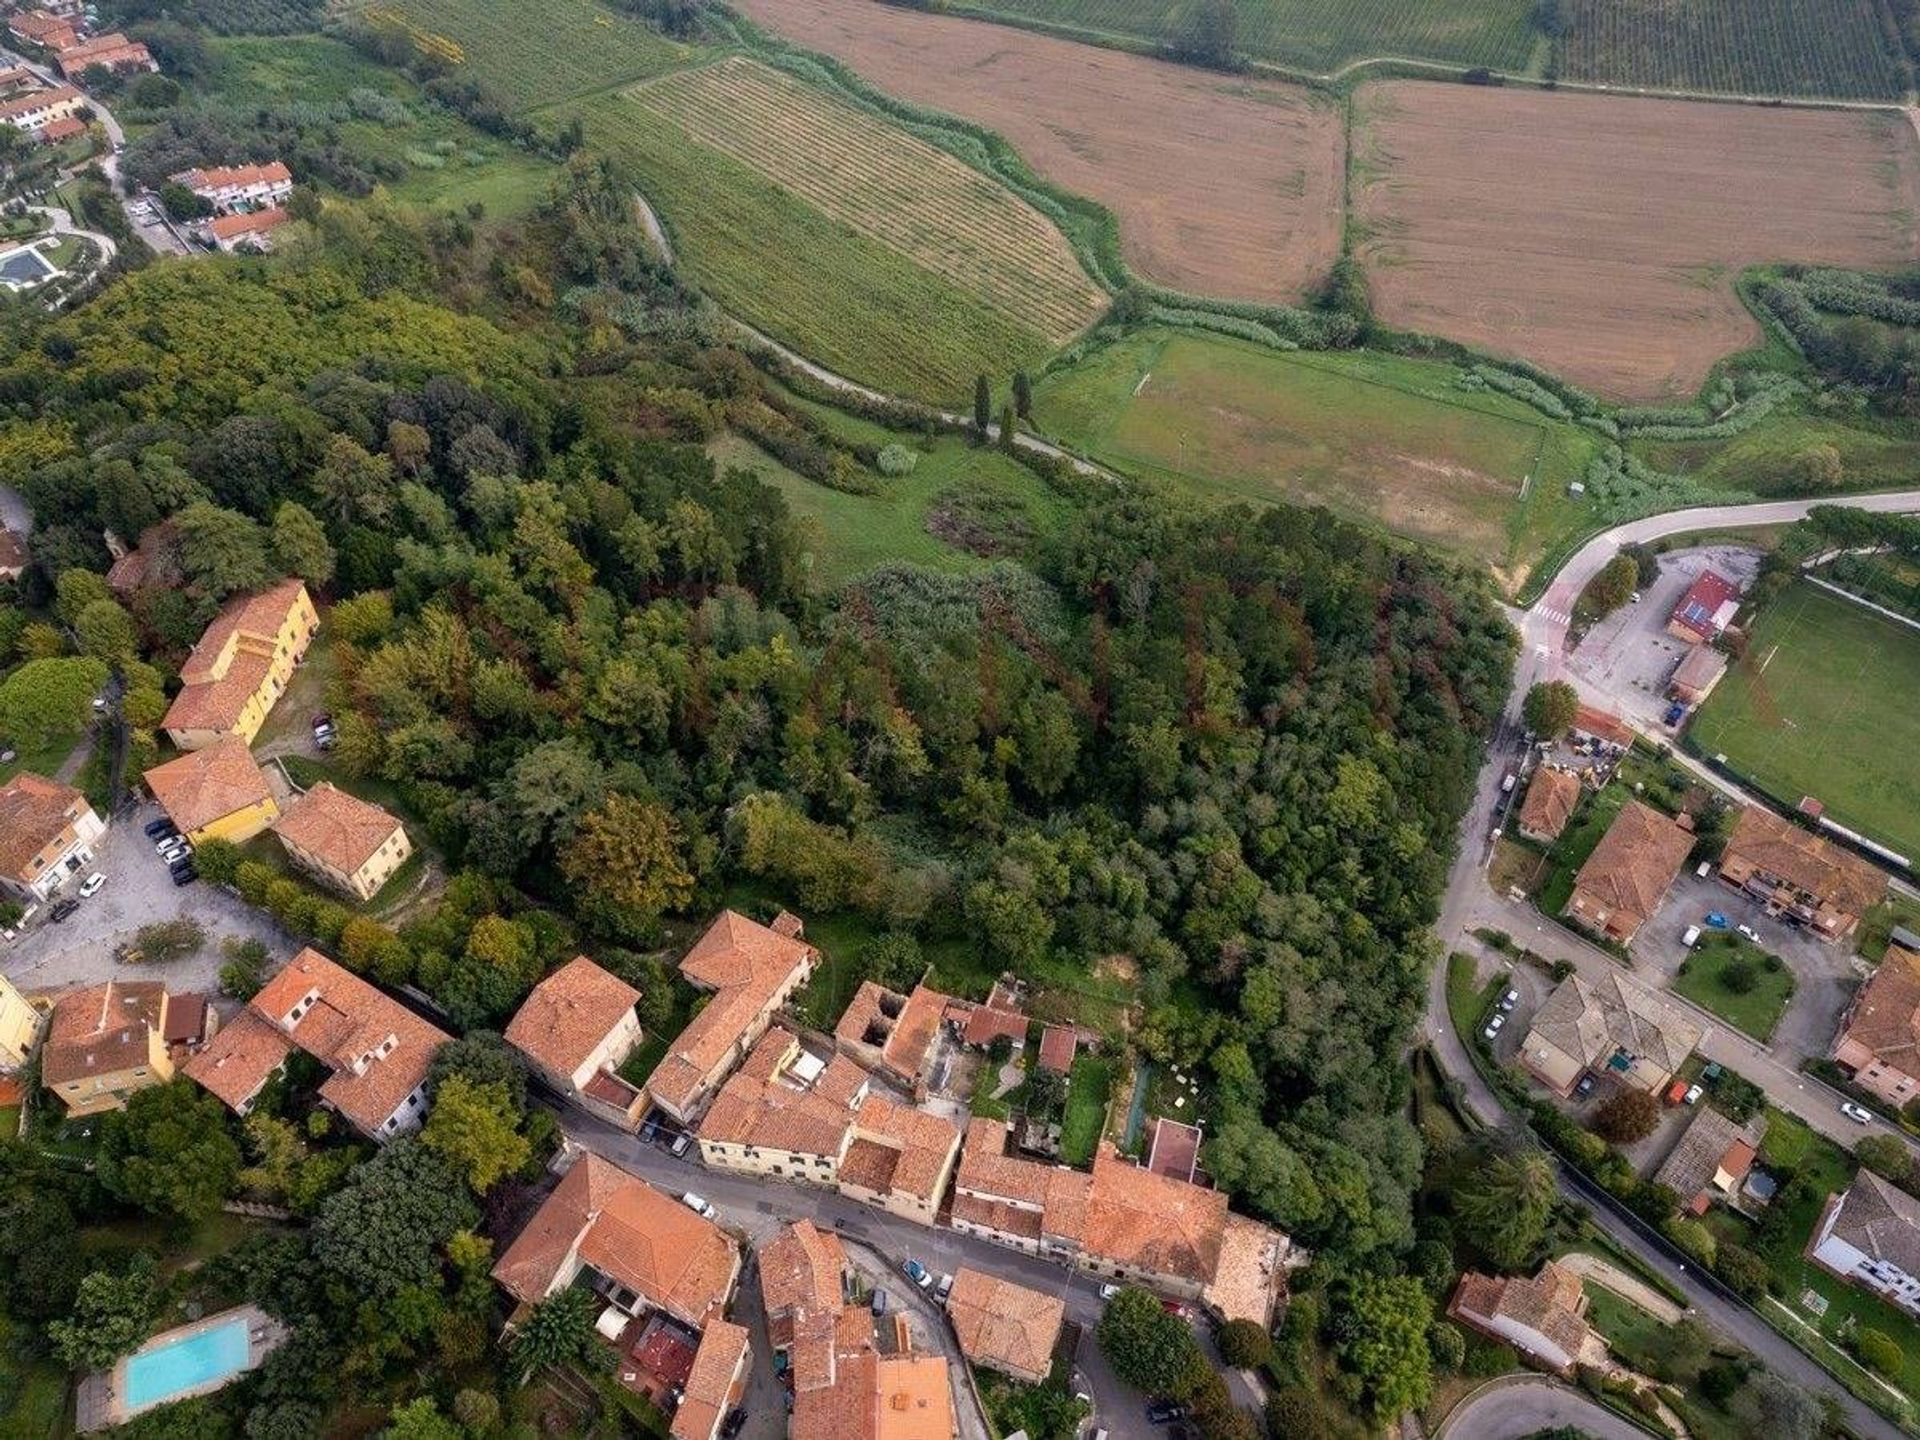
left=671, top=1318, right=749, bottom=1440
left=184, top=1008, right=292, bottom=1110
left=0, top=771, right=88, bottom=883
left=1669, top=569, right=1741, bottom=641
left=143, top=736, right=274, bottom=835
left=505, top=955, right=640, bottom=1081
left=272, top=782, right=404, bottom=878
left=1037, top=1024, right=1077, bottom=1073
left=43, top=981, right=165, bottom=1085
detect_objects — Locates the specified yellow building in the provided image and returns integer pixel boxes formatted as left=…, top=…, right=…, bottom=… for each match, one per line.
left=143, top=736, right=280, bottom=844
left=0, top=974, right=43, bottom=1069
left=162, top=579, right=317, bottom=751
left=44, top=981, right=174, bottom=1115
left=271, top=783, right=411, bottom=901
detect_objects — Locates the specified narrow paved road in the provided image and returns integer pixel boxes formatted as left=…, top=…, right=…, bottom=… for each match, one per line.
left=1434, top=1376, right=1655, bottom=1440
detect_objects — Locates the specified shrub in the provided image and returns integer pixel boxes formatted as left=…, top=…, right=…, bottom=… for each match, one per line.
left=1592, top=1090, right=1659, bottom=1143
left=1216, top=1318, right=1272, bottom=1369
left=875, top=443, right=918, bottom=477
left=1712, top=1242, right=1769, bottom=1301
left=1264, top=1388, right=1329, bottom=1440
left=1720, top=955, right=1758, bottom=994
left=1854, top=1327, right=1902, bottom=1377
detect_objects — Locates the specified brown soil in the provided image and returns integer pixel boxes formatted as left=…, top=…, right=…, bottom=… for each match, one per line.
left=1353, top=81, right=1920, bottom=401
left=730, top=0, right=1345, bottom=303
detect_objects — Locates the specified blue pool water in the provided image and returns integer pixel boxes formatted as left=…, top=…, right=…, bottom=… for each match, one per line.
left=125, top=1318, right=250, bottom=1409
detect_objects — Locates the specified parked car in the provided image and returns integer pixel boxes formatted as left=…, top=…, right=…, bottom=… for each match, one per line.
left=720, top=1410, right=747, bottom=1440
left=1705, top=911, right=1730, bottom=929
left=1681, top=925, right=1701, bottom=948
left=1099, top=1283, right=1121, bottom=1301
left=1500, top=772, right=1516, bottom=794
left=870, top=1289, right=888, bottom=1315
left=1664, top=702, right=1687, bottom=726
left=1696, top=861, right=1713, bottom=879
left=902, top=1259, right=933, bottom=1290
left=159, top=843, right=190, bottom=865
left=1736, top=923, right=1760, bottom=943
left=1573, top=1073, right=1597, bottom=1099
left=170, top=863, right=197, bottom=887
left=78, top=872, right=104, bottom=898
left=669, top=1132, right=691, bottom=1158
left=143, top=817, right=175, bottom=838
left=680, top=1192, right=717, bottom=1220
left=1841, top=1102, right=1875, bottom=1125
left=935, top=1273, right=954, bottom=1302
left=1482, top=1014, right=1505, bottom=1039
left=49, top=898, right=78, bottom=922
left=1498, top=988, right=1519, bottom=1012
left=1683, top=1084, right=1703, bottom=1105
left=1146, top=1402, right=1187, bottom=1425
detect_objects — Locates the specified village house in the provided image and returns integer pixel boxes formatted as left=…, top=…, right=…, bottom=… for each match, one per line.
left=669, top=1320, right=751, bottom=1440
left=1447, top=1261, right=1608, bottom=1376
left=1668, top=645, right=1728, bottom=707
left=205, top=208, right=290, bottom=253
left=1563, top=800, right=1694, bottom=945
left=1037, top=1023, right=1078, bottom=1074
left=143, top=736, right=280, bottom=845
left=504, top=956, right=648, bottom=1128
left=492, top=1151, right=741, bottom=1329
left=43, top=980, right=174, bottom=1115
left=644, top=909, right=818, bottom=1125
left=1718, top=805, right=1887, bottom=943
left=1809, top=1170, right=1920, bottom=1317
left=1652, top=1106, right=1762, bottom=1216
left=0, top=973, right=42, bottom=1069
left=0, top=83, right=81, bottom=133
left=0, top=65, right=37, bottom=95
left=184, top=947, right=449, bottom=1140
left=162, top=578, right=317, bottom=750
left=1517, top=767, right=1582, bottom=844
left=1666, top=569, right=1742, bottom=645
left=832, top=979, right=953, bottom=1096
left=948, top=1119, right=1295, bottom=1326
left=55, top=32, right=156, bottom=77
left=170, top=161, right=292, bottom=214
left=271, top=782, right=411, bottom=901
left=7, top=12, right=77, bottom=51
left=35, top=113, right=83, bottom=143
left=0, top=771, right=104, bottom=902
left=1519, top=970, right=1703, bottom=1098
left=1831, top=944, right=1920, bottom=1109
left=943, top=1268, right=1064, bottom=1385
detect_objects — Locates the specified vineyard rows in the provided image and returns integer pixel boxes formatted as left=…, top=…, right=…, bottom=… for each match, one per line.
left=627, top=59, right=1106, bottom=340
left=574, top=91, right=1058, bottom=403
left=383, top=0, right=687, bottom=109
left=958, top=0, right=1538, bottom=76
left=1559, top=0, right=1904, bottom=100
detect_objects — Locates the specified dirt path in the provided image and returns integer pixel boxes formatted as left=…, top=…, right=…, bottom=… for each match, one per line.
left=1557, top=1253, right=1686, bottom=1324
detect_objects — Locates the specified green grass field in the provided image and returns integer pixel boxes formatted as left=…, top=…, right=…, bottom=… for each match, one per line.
left=1032, top=328, right=1598, bottom=578
left=1672, top=934, right=1794, bottom=1042
left=1692, top=581, right=1920, bottom=863
left=378, top=0, right=693, bottom=110
left=709, top=432, right=1073, bottom=589
left=1636, top=411, right=1920, bottom=499
left=1560, top=0, right=1902, bottom=99
left=1059, top=1053, right=1116, bottom=1166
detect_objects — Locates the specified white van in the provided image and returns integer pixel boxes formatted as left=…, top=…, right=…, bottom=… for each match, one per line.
left=1681, top=925, right=1701, bottom=949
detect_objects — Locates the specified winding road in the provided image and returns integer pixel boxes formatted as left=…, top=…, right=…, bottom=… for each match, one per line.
left=1434, top=1376, right=1656, bottom=1440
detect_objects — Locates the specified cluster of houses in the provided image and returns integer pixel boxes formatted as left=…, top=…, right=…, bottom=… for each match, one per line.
left=0, top=60, right=85, bottom=144
left=168, top=161, right=294, bottom=252
left=0, top=2, right=152, bottom=144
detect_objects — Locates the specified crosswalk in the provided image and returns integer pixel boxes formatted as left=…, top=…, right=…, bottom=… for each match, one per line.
left=1536, top=605, right=1571, bottom=627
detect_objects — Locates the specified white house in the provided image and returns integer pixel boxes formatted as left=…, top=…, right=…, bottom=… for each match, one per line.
left=171, top=161, right=292, bottom=214
left=1810, top=1170, right=1920, bottom=1316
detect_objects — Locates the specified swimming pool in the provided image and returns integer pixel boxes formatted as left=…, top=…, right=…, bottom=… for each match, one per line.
left=124, top=1316, right=251, bottom=1409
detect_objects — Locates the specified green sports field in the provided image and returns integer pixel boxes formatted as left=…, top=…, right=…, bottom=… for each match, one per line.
left=1032, top=327, right=1598, bottom=573
left=1692, top=581, right=1920, bottom=863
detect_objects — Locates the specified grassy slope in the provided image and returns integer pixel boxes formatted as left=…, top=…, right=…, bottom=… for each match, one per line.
left=1637, top=411, right=1920, bottom=498
left=1691, top=581, right=1920, bottom=862
left=383, top=0, right=693, bottom=109
left=1033, top=326, right=1599, bottom=576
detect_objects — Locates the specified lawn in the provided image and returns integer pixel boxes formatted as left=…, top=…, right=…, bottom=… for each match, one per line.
left=1534, top=783, right=1626, bottom=918
left=381, top=0, right=694, bottom=111
left=1637, top=409, right=1920, bottom=500
left=708, top=431, right=1075, bottom=590
left=1059, top=1052, right=1116, bottom=1166
left=0, top=1315, right=68, bottom=1440
left=1691, top=580, right=1920, bottom=863
left=0, top=726, right=84, bottom=787
left=1031, top=327, right=1597, bottom=582
left=1444, top=951, right=1507, bottom=1046
left=570, top=87, right=1061, bottom=404
left=1672, top=934, right=1794, bottom=1042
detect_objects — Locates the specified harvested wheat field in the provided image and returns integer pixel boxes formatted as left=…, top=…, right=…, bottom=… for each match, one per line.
left=730, top=0, right=1345, bottom=303
left=1353, top=82, right=1920, bottom=400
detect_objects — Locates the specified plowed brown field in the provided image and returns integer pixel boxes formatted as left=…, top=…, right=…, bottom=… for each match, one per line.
left=729, top=0, right=1344, bottom=304
left=1353, top=82, right=1920, bottom=401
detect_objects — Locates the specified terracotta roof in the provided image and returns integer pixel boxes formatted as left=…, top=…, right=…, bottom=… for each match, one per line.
left=8, top=13, right=75, bottom=42
left=273, top=783, right=403, bottom=877
left=161, top=994, right=208, bottom=1046
left=249, top=947, right=448, bottom=1135
left=1571, top=705, right=1635, bottom=750
left=178, top=579, right=305, bottom=686
left=174, top=161, right=291, bottom=191
left=1672, top=645, right=1727, bottom=692
left=961, top=1005, right=1028, bottom=1049
left=0, top=771, right=87, bottom=882
left=1450, top=1260, right=1601, bottom=1366
left=492, top=1153, right=738, bottom=1324
left=1083, top=1141, right=1227, bottom=1286
left=505, top=956, right=640, bottom=1081
left=208, top=208, right=289, bottom=242
left=1204, top=1212, right=1289, bottom=1326
left=162, top=647, right=271, bottom=733
left=698, top=1028, right=859, bottom=1159
left=791, top=1351, right=954, bottom=1440
left=944, top=1268, right=1063, bottom=1379
left=143, top=736, right=274, bottom=834
left=43, top=980, right=165, bottom=1085
left=956, top=1117, right=1051, bottom=1206
left=184, top=1008, right=292, bottom=1110
left=1823, top=1170, right=1920, bottom=1278
left=950, top=1191, right=1043, bottom=1243
left=1568, top=800, right=1693, bottom=933
left=1724, top=806, right=1887, bottom=918
left=650, top=911, right=817, bottom=1115
left=761, top=1220, right=848, bottom=1328
left=1525, top=970, right=1703, bottom=1078
left=834, top=981, right=949, bottom=1081
left=1037, top=1024, right=1077, bottom=1073
left=670, top=1318, right=749, bottom=1440
left=35, top=114, right=82, bottom=141
left=1518, top=767, right=1581, bottom=841
left=0, top=84, right=76, bottom=120
left=845, top=1095, right=961, bottom=1205
left=1840, top=946, right=1920, bottom=1075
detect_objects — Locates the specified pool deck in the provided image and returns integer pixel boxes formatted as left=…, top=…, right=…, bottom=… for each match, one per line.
left=76, top=1302, right=286, bottom=1433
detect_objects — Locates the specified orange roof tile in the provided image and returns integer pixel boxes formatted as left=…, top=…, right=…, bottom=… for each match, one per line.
left=273, top=782, right=404, bottom=878
left=847, top=1095, right=960, bottom=1206
left=505, top=955, right=640, bottom=1080
left=1082, top=1141, right=1228, bottom=1286
left=944, top=1268, right=1063, bottom=1379
left=43, top=981, right=166, bottom=1086
left=1037, top=1024, right=1077, bottom=1073
left=1568, top=800, right=1693, bottom=935
left=1518, top=767, right=1581, bottom=841
left=184, top=1008, right=293, bottom=1110
left=1840, top=945, right=1920, bottom=1075
left=143, top=735, right=274, bottom=834
left=0, top=771, right=89, bottom=882
left=175, top=161, right=291, bottom=191
left=1724, top=806, right=1887, bottom=920
left=698, top=1028, right=859, bottom=1159
left=671, top=1318, right=749, bottom=1440
left=208, top=207, right=290, bottom=242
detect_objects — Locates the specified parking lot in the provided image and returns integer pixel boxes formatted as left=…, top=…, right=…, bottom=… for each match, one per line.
left=1, top=801, right=294, bottom=998
left=1567, top=545, right=1762, bottom=730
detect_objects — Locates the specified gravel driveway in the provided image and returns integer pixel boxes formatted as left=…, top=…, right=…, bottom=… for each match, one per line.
left=1, top=801, right=295, bottom=999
